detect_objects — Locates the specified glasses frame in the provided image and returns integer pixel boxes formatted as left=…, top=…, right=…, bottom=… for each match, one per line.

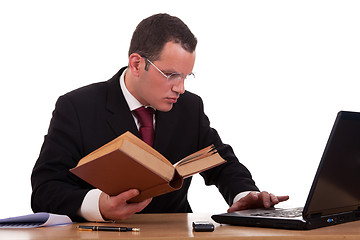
left=144, top=57, right=195, bottom=82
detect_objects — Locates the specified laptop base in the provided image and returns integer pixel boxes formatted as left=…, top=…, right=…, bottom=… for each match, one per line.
left=212, top=211, right=307, bottom=230
left=212, top=208, right=360, bottom=230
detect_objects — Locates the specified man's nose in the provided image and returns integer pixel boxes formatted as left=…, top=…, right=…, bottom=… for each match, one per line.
left=172, top=79, right=185, bottom=94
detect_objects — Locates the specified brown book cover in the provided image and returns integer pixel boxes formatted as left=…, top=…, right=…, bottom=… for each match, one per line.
left=70, top=131, right=226, bottom=202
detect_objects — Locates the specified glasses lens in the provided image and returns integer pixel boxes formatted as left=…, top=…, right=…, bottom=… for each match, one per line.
left=167, top=73, right=182, bottom=82
left=168, top=73, right=195, bottom=82
left=185, top=73, right=195, bottom=81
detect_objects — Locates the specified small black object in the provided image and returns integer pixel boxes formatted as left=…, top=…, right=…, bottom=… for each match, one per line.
left=192, top=221, right=215, bottom=232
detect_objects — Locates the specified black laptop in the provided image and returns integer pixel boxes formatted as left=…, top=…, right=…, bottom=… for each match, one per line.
left=212, top=111, right=360, bottom=230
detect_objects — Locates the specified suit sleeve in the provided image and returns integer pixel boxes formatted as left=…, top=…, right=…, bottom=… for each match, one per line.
left=196, top=97, right=260, bottom=205
left=31, top=95, right=91, bottom=221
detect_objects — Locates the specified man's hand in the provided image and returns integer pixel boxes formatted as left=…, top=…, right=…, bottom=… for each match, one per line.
left=99, top=189, right=152, bottom=221
left=227, top=191, right=289, bottom=213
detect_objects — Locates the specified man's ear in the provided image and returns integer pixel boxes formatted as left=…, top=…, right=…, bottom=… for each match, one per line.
left=128, top=53, right=143, bottom=78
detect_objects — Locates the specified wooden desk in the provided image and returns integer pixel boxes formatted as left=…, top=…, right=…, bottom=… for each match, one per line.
left=1, top=213, right=360, bottom=240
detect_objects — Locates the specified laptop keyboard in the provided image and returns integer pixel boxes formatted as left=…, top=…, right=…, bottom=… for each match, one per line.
left=250, top=207, right=303, bottom=218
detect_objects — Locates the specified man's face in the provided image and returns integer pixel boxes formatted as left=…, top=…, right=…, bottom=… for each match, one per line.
left=133, top=41, right=196, bottom=112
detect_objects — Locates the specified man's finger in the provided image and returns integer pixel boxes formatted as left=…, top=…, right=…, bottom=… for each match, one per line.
left=258, top=191, right=271, bottom=208
left=277, top=195, right=290, bottom=202
left=269, top=193, right=279, bottom=205
left=115, top=189, right=140, bottom=203
left=126, top=198, right=153, bottom=213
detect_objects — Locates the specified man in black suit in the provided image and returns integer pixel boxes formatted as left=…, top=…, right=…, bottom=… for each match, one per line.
left=31, top=13, right=288, bottom=222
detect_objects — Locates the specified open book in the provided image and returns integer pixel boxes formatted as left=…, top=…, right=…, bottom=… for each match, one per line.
left=70, top=131, right=226, bottom=202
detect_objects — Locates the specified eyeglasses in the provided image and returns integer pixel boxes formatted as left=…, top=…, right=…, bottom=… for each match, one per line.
left=144, top=58, right=195, bottom=82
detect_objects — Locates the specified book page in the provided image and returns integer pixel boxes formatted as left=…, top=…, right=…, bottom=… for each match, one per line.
left=121, top=139, right=175, bottom=181
left=122, top=132, right=171, bottom=165
left=173, top=145, right=216, bottom=168
left=175, top=153, right=226, bottom=178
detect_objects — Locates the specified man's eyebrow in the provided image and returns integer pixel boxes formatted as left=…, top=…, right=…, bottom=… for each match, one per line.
left=161, top=68, right=181, bottom=75
left=162, top=68, right=193, bottom=76
left=159, top=66, right=177, bottom=72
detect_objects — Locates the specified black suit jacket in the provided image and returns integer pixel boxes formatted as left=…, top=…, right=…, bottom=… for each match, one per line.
left=31, top=67, right=259, bottom=221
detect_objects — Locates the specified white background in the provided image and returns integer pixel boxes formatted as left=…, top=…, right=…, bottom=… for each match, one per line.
left=0, top=0, right=359, bottom=219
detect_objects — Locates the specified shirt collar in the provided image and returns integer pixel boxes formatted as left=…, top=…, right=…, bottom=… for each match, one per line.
left=119, top=68, right=143, bottom=111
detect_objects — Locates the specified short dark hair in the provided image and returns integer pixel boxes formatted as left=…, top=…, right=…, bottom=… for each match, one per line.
left=128, top=13, right=197, bottom=62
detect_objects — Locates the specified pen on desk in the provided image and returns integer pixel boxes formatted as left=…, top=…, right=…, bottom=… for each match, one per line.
left=77, top=225, right=140, bottom=232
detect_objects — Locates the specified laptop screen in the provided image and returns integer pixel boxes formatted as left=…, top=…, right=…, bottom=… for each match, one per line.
left=304, top=111, right=360, bottom=219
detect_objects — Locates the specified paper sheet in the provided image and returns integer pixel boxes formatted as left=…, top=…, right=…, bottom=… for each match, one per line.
left=0, top=212, right=72, bottom=228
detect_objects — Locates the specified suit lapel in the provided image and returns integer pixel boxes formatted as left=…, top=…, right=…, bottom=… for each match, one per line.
left=105, top=67, right=140, bottom=138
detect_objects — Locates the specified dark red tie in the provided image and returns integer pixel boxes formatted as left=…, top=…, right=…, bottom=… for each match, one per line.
left=133, top=106, right=155, bottom=146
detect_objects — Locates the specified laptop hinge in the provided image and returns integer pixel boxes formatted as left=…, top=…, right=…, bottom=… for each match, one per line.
left=356, top=207, right=360, bottom=217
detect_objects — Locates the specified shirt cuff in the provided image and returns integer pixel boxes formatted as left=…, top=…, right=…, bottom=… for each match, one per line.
left=78, top=189, right=105, bottom=222
left=233, top=191, right=260, bottom=204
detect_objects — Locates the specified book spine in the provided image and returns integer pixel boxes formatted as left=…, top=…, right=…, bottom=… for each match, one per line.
left=128, top=178, right=184, bottom=203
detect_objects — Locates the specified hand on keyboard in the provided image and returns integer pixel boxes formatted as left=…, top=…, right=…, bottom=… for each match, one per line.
left=227, top=191, right=289, bottom=213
